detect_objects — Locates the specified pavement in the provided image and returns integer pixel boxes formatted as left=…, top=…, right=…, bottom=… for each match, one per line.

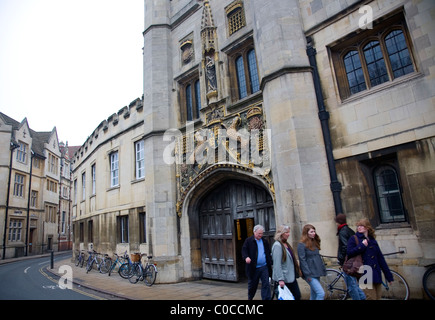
left=1, top=251, right=311, bottom=300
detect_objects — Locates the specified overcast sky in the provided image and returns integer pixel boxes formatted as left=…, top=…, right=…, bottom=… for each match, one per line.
left=0, top=0, right=144, bottom=146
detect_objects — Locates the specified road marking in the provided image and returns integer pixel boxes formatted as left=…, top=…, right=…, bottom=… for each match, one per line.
left=39, top=265, right=106, bottom=300
left=24, top=267, right=31, bottom=273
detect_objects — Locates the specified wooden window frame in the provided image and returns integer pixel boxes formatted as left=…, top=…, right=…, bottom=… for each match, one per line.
left=227, top=40, right=260, bottom=102
left=179, top=74, right=201, bottom=123
left=330, top=12, right=416, bottom=101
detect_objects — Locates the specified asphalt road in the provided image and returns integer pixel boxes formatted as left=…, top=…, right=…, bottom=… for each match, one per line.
left=0, top=252, right=105, bottom=300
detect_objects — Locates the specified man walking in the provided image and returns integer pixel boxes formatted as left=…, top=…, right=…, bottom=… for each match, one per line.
left=242, top=224, right=272, bottom=300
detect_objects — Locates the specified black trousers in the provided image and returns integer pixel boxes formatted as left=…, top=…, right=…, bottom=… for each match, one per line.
left=248, top=265, right=271, bottom=300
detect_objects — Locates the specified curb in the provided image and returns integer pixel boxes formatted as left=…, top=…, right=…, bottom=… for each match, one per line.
left=43, top=259, right=135, bottom=300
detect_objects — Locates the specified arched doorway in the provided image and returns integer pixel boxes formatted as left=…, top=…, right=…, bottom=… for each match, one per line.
left=198, top=179, right=275, bottom=281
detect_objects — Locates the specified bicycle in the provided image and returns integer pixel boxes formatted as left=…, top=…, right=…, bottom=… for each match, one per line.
left=74, top=250, right=85, bottom=268
left=423, top=263, right=435, bottom=300
left=320, top=251, right=409, bottom=300
left=107, top=251, right=132, bottom=278
left=380, top=251, right=409, bottom=300
left=86, top=250, right=111, bottom=274
left=118, top=253, right=136, bottom=279
left=128, top=253, right=158, bottom=286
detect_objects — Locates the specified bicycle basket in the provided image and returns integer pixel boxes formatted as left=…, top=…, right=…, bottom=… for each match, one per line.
left=131, top=253, right=141, bottom=262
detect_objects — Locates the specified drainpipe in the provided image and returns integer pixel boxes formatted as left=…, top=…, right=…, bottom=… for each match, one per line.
left=2, top=141, right=20, bottom=259
left=306, top=37, right=343, bottom=215
left=25, top=151, right=34, bottom=256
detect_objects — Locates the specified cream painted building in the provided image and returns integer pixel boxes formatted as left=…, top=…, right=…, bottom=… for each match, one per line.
left=0, top=113, right=62, bottom=258
left=71, top=0, right=434, bottom=298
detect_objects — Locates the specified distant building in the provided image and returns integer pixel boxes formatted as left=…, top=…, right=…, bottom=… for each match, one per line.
left=71, top=0, right=434, bottom=298
left=0, top=112, right=61, bottom=258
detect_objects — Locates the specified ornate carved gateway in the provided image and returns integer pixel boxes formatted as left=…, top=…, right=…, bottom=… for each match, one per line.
left=171, top=1, right=276, bottom=281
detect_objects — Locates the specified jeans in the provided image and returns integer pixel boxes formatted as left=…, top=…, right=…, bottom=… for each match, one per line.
left=306, top=277, right=325, bottom=300
left=343, top=273, right=366, bottom=300
left=248, top=265, right=271, bottom=300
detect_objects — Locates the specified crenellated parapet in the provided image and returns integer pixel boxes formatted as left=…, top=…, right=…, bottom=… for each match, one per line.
left=72, top=97, right=143, bottom=168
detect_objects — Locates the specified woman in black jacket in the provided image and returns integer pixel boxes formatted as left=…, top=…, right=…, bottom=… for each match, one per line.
left=335, top=214, right=365, bottom=300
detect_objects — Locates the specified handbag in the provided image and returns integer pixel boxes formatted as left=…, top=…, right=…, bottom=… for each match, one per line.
left=343, top=235, right=364, bottom=279
left=278, top=285, right=295, bottom=300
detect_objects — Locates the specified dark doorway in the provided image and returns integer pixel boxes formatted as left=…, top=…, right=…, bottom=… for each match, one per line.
left=234, top=218, right=254, bottom=280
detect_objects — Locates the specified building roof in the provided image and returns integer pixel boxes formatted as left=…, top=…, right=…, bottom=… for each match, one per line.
left=0, top=111, right=57, bottom=158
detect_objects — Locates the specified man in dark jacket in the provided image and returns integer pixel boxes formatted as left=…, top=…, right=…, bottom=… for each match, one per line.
left=336, top=214, right=365, bottom=300
left=241, top=224, right=272, bottom=300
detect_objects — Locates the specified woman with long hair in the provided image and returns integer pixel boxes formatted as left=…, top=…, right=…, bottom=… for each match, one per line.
left=347, top=219, right=394, bottom=300
left=271, top=225, right=302, bottom=300
left=297, top=224, right=326, bottom=300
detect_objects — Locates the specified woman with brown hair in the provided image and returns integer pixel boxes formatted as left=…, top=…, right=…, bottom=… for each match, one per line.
left=297, top=224, right=326, bottom=300
left=271, top=225, right=302, bottom=300
left=347, top=219, right=394, bottom=300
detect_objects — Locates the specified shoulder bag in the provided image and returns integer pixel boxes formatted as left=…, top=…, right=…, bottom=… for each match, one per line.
left=342, top=235, right=364, bottom=279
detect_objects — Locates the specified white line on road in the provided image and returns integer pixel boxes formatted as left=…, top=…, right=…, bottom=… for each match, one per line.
left=24, top=267, right=31, bottom=273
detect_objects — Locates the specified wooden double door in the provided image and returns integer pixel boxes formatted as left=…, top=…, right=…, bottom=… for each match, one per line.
left=199, top=180, right=275, bottom=281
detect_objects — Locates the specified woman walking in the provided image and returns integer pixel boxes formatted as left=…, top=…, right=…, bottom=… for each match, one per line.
left=271, top=225, right=302, bottom=300
left=297, top=224, right=326, bottom=300
left=347, top=219, right=394, bottom=300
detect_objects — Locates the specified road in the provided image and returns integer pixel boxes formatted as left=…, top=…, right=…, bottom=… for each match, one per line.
left=0, top=252, right=113, bottom=300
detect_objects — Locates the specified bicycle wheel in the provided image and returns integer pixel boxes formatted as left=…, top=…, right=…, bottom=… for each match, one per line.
left=320, top=269, right=348, bottom=300
left=99, top=257, right=111, bottom=274
left=108, top=261, right=116, bottom=276
left=144, top=264, right=157, bottom=287
left=118, top=262, right=132, bottom=279
left=128, top=264, right=141, bottom=284
left=74, top=254, right=81, bottom=267
left=79, top=255, right=85, bottom=268
left=423, top=265, right=435, bottom=300
left=86, top=260, right=94, bottom=273
left=380, top=270, right=409, bottom=300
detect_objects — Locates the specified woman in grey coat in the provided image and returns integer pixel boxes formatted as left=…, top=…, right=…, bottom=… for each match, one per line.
left=272, top=225, right=301, bottom=300
left=297, top=224, right=326, bottom=300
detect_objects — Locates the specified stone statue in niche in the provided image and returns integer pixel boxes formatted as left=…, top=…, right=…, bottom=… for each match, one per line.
left=205, top=55, right=217, bottom=92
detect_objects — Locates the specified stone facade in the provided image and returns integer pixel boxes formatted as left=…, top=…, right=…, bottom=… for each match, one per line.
left=0, top=113, right=63, bottom=258
left=71, top=0, right=434, bottom=298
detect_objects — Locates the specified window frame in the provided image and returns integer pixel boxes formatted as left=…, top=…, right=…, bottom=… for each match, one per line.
left=228, top=41, right=260, bottom=102
left=13, top=173, right=25, bottom=197
left=179, top=74, right=201, bottom=123
left=135, top=140, right=145, bottom=180
left=117, top=215, right=129, bottom=243
left=330, top=13, right=416, bottom=100
left=373, top=165, right=407, bottom=224
left=110, top=151, right=119, bottom=188
left=8, top=219, right=23, bottom=242
left=226, top=0, right=246, bottom=37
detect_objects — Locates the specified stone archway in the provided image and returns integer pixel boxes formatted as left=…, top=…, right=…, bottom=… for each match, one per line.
left=183, top=170, right=275, bottom=282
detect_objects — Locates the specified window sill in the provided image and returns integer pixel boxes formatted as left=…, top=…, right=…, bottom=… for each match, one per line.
left=131, top=178, right=145, bottom=185
left=339, top=72, right=424, bottom=105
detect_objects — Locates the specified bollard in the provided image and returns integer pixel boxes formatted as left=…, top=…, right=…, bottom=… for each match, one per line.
left=50, top=251, right=54, bottom=269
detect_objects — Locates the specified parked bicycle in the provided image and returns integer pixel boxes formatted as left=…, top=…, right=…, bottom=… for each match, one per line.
left=320, top=251, right=409, bottom=300
left=107, top=251, right=132, bottom=278
left=74, top=250, right=85, bottom=268
left=85, top=250, right=111, bottom=274
left=423, top=263, right=435, bottom=300
left=128, top=253, right=158, bottom=286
